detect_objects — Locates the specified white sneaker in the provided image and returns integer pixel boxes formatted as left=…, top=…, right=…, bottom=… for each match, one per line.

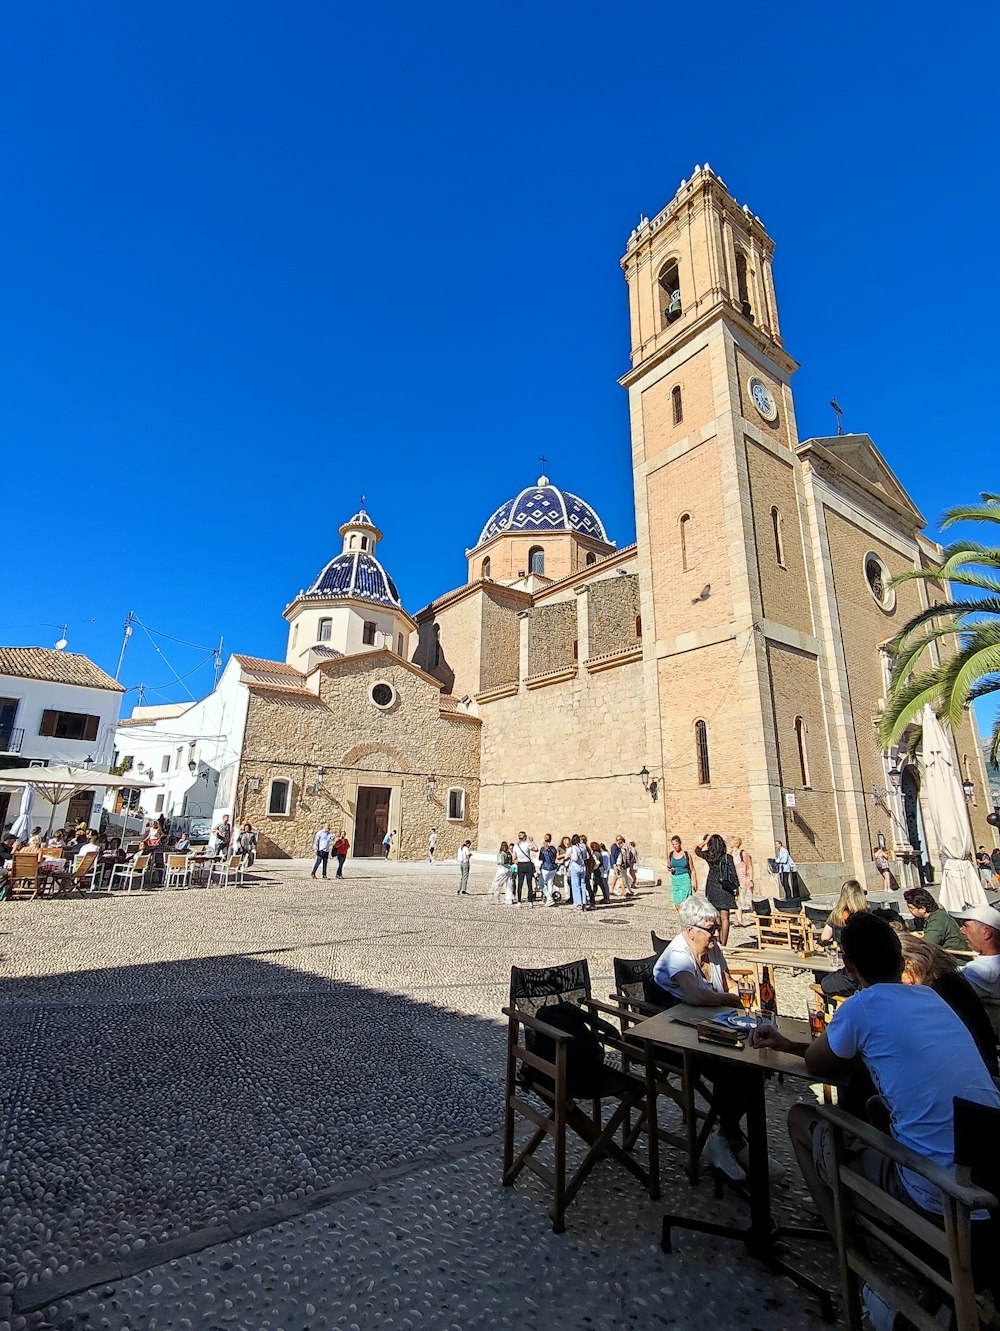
left=702, top=1133, right=746, bottom=1182
left=735, top=1144, right=786, bottom=1181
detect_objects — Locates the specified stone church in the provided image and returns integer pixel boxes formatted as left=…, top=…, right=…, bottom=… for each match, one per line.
left=114, top=167, right=993, bottom=888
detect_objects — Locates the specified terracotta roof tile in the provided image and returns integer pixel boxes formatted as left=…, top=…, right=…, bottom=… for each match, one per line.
left=0, top=647, right=124, bottom=692
left=232, top=654, right=302, bottom=677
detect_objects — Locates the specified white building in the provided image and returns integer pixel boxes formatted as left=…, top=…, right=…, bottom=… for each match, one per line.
left=0, top=648, right=125, bottom=830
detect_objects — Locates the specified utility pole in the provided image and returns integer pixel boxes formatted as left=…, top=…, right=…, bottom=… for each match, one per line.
left=115, top=611, right=134, bottom=681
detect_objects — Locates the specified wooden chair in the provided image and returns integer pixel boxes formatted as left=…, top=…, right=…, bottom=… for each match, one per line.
left=163, top=854, right=191, bottom=890
left=211, top=854, right=245, bottom=888
left=502, top=959, right=658, bottom=1232
left=7, top=852, right=42, bottom=900
left=108, top=854, right=150, bottom=893
left=756, top=912, right=814, bottom=952
left=49, top=851, right=98, bottom=896
left=820, top=1099, right=1000, bottom=1331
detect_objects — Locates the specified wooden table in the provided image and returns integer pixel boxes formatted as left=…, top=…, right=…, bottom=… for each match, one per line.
left=729, top=945, right=842, bottom=975
left=630, top=1004, right=837, bottom=1322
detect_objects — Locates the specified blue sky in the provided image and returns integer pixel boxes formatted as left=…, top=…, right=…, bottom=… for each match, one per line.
left=2, top=2, right=996, bottom=730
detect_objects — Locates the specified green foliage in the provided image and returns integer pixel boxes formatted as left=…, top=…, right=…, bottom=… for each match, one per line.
left=879, top=494, right=1000, bottom=764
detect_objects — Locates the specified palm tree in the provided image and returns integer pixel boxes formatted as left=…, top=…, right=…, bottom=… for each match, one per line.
left=878, top=493, right=1000, bottom=762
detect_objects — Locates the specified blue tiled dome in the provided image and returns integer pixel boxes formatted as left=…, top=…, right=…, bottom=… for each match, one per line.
left=303, top=551, right=402, bottom=608
left=476, top=476, right=610, bottom=547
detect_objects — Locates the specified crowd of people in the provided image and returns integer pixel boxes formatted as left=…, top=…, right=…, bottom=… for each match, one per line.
left=482, top=832, right=642, bottom=910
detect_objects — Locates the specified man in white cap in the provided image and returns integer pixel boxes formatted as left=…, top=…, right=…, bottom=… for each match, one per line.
left=952, top=904, right=1000, bottom=998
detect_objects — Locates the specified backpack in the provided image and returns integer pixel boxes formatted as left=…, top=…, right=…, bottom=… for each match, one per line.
left=524, top=1002, right=606, bottom=1097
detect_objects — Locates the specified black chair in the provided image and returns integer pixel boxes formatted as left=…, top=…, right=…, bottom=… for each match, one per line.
left=805, top=905, right=829, bottom=931
left=773, top=897, right=803, bottom=914
left=752, top=899, right=772, bottom=917
left=609, top=955, right=718, bottom=1181
left=503, top=960, right=658, bottom=1232
left=651, top=930, right=671, bottom=956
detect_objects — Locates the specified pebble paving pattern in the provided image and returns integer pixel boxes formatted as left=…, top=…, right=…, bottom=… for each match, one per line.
left=0, top=858, right=828, bottom=1330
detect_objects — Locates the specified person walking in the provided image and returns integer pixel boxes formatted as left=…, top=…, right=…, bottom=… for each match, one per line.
left=382, top=829, right=395, bottom=859
left=538, top=834, right=558, bottom=905
left=236, top=822, right=257, bottom=868
left=609, top=836, right=628, bottom=897
left=333, top=831, right=350, bottom=878
left=730, top=836, right=753, bottom=926
left=696, top=833, right=739, bottom=947
left=590, top=840, right=609, bottom=905
left=513, top=832, right=536, bottom=904
left=428, top=829, right=438, bottom=863
left=214, top=815, right=232, bottom=859
left=667, top=835, right=695, bottom=908
left=457, top=840, right=472, bottom=894
left=625, top=840, right=639, bottom=895
left=312, top=824, right=332, bottom=879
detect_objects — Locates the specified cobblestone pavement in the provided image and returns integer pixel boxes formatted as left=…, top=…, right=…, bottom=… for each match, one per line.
left=0, top=858, right=832, bottom=1330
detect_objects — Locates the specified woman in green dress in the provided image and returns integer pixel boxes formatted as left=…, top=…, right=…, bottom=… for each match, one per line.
left=668, top=835, right=695, bottom=907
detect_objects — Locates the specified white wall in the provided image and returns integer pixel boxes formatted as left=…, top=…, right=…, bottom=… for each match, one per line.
left=0, top=672, right=123, bottom=826
left=286, top=603, right=412, bottom=667
left=112, top=657, right=250, bottom=829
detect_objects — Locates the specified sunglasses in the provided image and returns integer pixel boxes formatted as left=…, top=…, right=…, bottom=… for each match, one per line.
left=694, top=922, right=719, bottom=936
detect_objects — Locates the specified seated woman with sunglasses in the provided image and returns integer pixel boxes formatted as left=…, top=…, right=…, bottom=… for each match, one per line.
left=650, top=896, right=782, bottom=1182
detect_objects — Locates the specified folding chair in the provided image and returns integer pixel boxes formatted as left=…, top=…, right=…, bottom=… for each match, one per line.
left=650, top=930, right=671, bottom=957
left=108, top=854, right=150, bottom=893
left=163, top=854, right=191, bottom=890
left=503, top=959, right=658, bottom=1232
left=211, top=854, right=245, bottom=887
left=821, top=1098, right=1000, bottom=1331
left=609, top=955, right=720, bottom=1179
left=50, top=851, right=98, bottom=896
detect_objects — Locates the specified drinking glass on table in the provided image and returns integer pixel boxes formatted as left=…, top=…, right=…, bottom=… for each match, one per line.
left=737, top=977, right=756, bottom=1014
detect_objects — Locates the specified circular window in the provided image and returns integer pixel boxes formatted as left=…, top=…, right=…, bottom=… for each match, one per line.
left=370, top=681, right=396, bottom=709
left=864, top=553, right=895, bottom=612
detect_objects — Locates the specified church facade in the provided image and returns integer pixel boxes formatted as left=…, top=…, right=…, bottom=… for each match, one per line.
left=113, top=167, right=994, bottom=887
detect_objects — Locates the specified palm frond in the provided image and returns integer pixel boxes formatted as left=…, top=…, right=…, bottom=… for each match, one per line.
left=878, top=668, right=954, bottom=749
left=941, top=502, right=1000, bottom=530
left=940, top=637, right=1000, bottom=729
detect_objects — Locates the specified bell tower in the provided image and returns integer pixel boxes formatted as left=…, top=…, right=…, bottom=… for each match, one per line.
left=622, top=165, right=838, bottom=878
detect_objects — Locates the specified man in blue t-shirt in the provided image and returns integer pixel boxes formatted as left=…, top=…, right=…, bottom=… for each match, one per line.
left=752, top=911, right=1000, bottom=1230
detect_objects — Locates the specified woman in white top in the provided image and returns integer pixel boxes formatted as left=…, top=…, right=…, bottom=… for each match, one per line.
left=730, top=836, right=754, bottom=927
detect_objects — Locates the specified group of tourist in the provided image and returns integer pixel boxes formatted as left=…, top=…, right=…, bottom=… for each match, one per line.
left=484, top=833, right=641, bottom=910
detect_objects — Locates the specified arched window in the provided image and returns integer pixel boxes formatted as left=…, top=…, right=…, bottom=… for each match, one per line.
left=695, top=720, right=710, bottom=785
left=349, top=534, right=357, bottom=549
left=794, top=716, right=810, bottom=788
left=679, top=513, right=691, bottom=572
left=635, top=615, right=642, bottom=639
left=672, top=384, right=683, bottom=425
left=267, top=778, right=291, bottom=816
left=770, top=506, right=785, bottom=567
left=735, top=250, right=753, bottom=322
left=528, top=546, right=545, bottom=575
left=360, top=536, right=368, bottom=551
left=481, top=556, right=491, bottom=579
left=318, top=618, right=332, bottom=642
left=659, top=261, right=682, bottom=326
left=291, top=624, right=299, bottom=648
left=586, top=552, right=596, bottom=567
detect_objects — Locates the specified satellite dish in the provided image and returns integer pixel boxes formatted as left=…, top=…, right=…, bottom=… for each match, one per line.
left=54, top=638, right=68, bottom=651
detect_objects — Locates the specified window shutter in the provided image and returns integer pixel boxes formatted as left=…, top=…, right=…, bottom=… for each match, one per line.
left=84, top=715, right=99, bottom=742
left=39, top=709, right=57, bottom=736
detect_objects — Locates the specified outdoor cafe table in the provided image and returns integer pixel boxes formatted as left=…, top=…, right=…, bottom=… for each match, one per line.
left=729, top=945, right=842, bottom=977
left=630, top=1003, right=838, bottom=1321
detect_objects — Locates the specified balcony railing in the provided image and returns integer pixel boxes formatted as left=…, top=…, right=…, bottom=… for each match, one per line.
left=0, top=726, right=24, bottom=753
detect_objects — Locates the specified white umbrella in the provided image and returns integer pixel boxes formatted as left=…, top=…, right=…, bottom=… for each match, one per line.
left=9, top=783, right=35, bottom=840
left=0, top=764, right=157, bottom=835
left=920, top=704, right=988, bottom=911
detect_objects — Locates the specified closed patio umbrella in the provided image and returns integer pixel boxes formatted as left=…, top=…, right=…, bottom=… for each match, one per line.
left=920, top=704, right=987, bottom=912
left=9, top=783, right=35, bottom=840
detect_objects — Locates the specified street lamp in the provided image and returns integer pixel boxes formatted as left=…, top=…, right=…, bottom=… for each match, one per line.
left=638, top=766, right=658, bottom=801
left=83, top=755, right=94, bottom=771
left=639, top=766, right=650, bottom=791
left=962, top=777, right=975, bottom=802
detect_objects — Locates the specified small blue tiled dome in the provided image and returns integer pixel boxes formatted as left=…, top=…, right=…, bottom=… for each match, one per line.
left=303, top=551, right=402, bottom=608
left=476, top=475, right=610, bottom=547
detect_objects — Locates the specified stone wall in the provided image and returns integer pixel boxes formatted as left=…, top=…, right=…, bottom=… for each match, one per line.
left=527, top=602, right=577, bottom=677
left=588, top=574, right=641, bottom=657
left=237, top=655, right=480, bottom=861
left=477, top=659, right=658, bottom=856
left=480, top=589, right=520, bottom=691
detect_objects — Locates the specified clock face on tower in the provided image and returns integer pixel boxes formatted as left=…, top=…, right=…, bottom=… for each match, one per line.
left=748, top=376, right=778, bottom=423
